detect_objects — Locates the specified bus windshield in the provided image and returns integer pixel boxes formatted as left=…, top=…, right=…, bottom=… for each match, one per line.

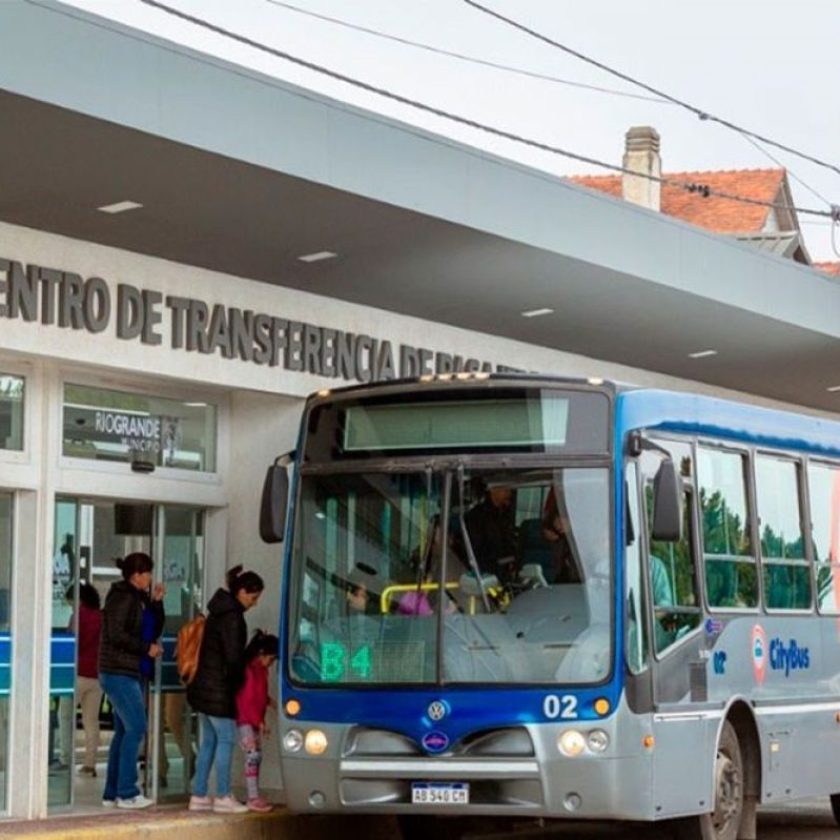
left=288, top=465, right=612, bottom=686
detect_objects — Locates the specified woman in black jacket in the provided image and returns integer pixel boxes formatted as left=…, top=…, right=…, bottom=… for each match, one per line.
left=187, top=565, right=264, bottom=813
left=99, top=552, right=164, bottom=809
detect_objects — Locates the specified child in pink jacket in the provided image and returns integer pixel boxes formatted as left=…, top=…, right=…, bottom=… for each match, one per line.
left=235, top=631, right=279, bottom=812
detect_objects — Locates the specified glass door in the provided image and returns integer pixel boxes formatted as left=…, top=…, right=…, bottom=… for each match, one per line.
left=49, top=499, right=153, bottom=810
left=48, top=499, right=205, bottom=809
left=148, top=506, right=204, bottom=802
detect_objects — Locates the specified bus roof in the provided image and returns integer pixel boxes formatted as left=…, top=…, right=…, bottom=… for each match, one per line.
left=618, top=388, right=840, bottom=459
left=304, top=375, right=840, bottom=459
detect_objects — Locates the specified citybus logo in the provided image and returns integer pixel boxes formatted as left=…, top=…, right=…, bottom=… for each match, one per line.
left=422, top=731, right=450, bottom=753
left=769, top=637, right=810, bottom=677
left=751, top=625, right=767, bottom=685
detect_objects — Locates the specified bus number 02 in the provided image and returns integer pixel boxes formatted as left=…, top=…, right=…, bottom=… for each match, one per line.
left=543, top=694, right=578, bottom=720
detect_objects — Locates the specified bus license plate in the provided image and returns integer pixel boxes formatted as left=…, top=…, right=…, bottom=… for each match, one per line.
left=411, top=782, right=469, bottom=805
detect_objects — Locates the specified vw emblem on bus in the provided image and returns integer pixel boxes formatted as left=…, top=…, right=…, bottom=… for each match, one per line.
left=752, top=624, right=767, bottom=685
left=427, top=700, right=448, bottom=721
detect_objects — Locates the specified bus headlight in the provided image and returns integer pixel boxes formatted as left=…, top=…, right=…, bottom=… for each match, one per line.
left=587, top=729, right=610, bottom=752
left=557, top=729, right=586, bottom=757
left=283, top=729, right=304, bottom=753
left=305, top=729, right=329, bottom=755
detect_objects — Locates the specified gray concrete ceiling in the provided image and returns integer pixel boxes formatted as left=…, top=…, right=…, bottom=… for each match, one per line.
left=1, top=88, right=839, bottom=412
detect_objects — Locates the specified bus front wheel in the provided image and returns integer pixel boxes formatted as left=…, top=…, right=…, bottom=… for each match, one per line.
left=675, top=721, right=744, bottom=840
left=829, top=793, right=840, bottom=826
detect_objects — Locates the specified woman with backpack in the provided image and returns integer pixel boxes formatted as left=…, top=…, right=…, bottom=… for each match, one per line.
left=99, top=553, right=165, bottom=809
left=187, top=565, right=265, bottom=813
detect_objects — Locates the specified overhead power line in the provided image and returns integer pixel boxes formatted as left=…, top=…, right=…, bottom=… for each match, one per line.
left=136, top=0, right=838, bottom=220
left=262, top=0, right=670, bottom=105
left=463, top=0, right=840, bottom=181
left=738, top=132, right=832, bottom=209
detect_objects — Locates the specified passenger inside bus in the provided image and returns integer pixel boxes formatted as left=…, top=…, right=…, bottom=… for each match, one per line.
left=650, top=554, right=674, bottom=607
left=399, top=516, right=468, bottom=615
left=463, top=482, right=517, bottom=581
left=346, top=577, right=370, bottom=615
left=539, top=488, right=583, bottom=584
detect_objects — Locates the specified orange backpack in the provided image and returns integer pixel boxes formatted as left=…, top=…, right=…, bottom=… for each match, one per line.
left=175, top=613, right=206, bottom=685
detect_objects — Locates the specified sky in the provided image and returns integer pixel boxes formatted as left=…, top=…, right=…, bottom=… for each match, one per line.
left=61, top=0, right=840, bottom=262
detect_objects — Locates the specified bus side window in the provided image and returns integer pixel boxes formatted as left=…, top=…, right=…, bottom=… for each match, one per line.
left=807, top=461, right=840, bottom=614
left=639, top=440, right=701, bottom=655
left=646, top=484, right=700, bottom=653
left=755, top=454, right=810, bottom=611
left=697, top=447, right=758, bottom=609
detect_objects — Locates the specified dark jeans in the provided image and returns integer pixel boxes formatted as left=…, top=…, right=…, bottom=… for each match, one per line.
left=100, top=673, right=146, bottom=801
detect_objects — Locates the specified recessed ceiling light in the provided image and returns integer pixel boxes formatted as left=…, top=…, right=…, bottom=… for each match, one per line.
left=688, top=350, right=718, bottom=359
left=97, top=200, right=143, bottom=214
left=827, top=385, right=840, bottom=392
left=298, top=251, right=337, bottom=263
left=521, top=308, right=554, bottom=318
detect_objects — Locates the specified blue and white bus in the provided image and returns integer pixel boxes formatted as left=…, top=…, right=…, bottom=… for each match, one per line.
left=261, top=374, right=840, bottom=840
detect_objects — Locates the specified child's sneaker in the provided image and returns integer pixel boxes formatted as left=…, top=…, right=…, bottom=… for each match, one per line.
left=212, top=795, right=248, bottom=814
left=247, top=797, right=273, bottom=812
left=188, top=795, right=213, bottom=811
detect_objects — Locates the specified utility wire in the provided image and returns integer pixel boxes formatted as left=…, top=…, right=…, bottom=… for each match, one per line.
left=738, top=132, right=832, bottom=208
left=463, top=0, right=840, bottom=181
left=136, top=0, right=837, bottom=219
left=262, top=0, right=670, bottom=105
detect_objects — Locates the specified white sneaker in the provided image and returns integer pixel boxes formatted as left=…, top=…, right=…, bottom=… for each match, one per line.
left=188, top=794, right=213, bottom=811
left=212, top=795, right=248, bottom=814
left=116, top=794, right=154, bottom=809
left=102, top=799, right=116, bottom=808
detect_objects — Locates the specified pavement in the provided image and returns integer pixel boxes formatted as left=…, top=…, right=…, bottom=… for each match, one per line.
left=0, top=799, right=836, bottom=839
left=0, top=806, right=398, bottom=840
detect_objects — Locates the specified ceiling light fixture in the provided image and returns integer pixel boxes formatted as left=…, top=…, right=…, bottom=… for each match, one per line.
left=521, top=308, right=554, bottom=318
left=97, top=200, right=143, bottom=214
left=688, top=350, right=718, bottom=359
left=298, top=251, right=337, bottom=263
left=826, top=386, right=840, bottom=392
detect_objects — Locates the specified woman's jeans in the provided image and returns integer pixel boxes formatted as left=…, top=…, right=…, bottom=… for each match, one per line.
left=192, top=714, right=236, bottom=797
left=99, top=673, right=146, bottom=801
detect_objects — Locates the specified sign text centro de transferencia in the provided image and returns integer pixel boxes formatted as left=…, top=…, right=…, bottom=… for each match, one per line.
left=0, top=258, right=522, bottom=382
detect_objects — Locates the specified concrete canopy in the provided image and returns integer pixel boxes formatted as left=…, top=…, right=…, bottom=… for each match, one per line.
left=2, top=1, right=840, bottom=411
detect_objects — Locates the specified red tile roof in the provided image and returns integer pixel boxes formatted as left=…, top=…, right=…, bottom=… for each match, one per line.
left=570, top=168, right=785, bottom=235
left=814, top=261, right=840, bottom=276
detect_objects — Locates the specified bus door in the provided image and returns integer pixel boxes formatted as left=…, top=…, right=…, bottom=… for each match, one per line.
left=638, top=439, right=715, bottom=817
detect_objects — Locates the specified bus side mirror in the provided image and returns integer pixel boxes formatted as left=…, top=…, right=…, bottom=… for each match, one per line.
left=651, top=459, right=682, bottom=542
left=259, top=458, right=291, bottom=544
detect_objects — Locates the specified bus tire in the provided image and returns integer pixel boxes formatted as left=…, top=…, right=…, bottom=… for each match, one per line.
left=674, top=721, right=743, bottom=840
left=830, top=793, right=840, bottom=827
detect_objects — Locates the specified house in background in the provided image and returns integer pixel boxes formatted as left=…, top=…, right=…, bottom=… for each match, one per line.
left=571, top=125, right=840, bottom=275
